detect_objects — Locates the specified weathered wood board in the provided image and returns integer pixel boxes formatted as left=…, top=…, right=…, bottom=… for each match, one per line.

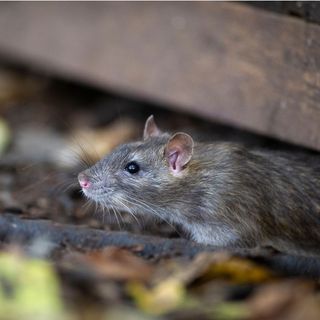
left=249, top=1, right=320, bottom=25
left=0, top=2, right=320, bottom=150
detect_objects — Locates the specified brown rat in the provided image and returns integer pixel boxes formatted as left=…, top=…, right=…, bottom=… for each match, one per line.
left=78, top=116, right=320, bottom=258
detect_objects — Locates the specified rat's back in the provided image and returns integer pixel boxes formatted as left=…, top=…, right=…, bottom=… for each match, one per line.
left=192, top=142, right=320, bottom=256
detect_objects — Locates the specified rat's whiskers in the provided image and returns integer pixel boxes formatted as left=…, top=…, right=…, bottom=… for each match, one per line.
left=122, top=197, right=182, bottom=236
left=116, top=196, right=141, bottom=227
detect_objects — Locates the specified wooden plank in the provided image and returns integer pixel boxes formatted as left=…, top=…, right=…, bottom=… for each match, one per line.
left=249, top=2, right=320, bottom=25
left=0, top=2, right=319, bottom=150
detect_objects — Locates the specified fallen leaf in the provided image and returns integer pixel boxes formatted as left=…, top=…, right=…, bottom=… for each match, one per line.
left=198, top=253, right=273, bottom=284
left=0, top=252, right=64, bottom=320
left=247, top=279, right=315, bottom=320
left=68, top=117, right=139, bottom=163
left=63, top=247, right=153, bottom=282
left=127, top=277, right=186, bottom=315
left=0, top=68, right=45, bottom=106
left=157, top=252, right=273, bottom=287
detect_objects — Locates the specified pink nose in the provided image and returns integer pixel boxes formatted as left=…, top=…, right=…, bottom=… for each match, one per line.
left=78, top=172, right=91, bottom=189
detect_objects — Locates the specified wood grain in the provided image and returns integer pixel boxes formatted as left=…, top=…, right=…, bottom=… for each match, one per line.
left=0, top=2, right=319, bottom=149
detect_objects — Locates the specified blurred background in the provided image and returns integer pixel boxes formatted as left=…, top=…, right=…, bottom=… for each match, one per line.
left=0, top=1, right=319, bottom=210
left=0, top=2, right=320, bottom=319
left=2, top=1, right=319, bottom=229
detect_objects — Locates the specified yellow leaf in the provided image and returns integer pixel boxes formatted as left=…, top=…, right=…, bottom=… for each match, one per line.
left=201, top=257, right=273, bottom=284
left=0, top=253, right=65, bottom=320
left=127, top=278, right=185, bottom=315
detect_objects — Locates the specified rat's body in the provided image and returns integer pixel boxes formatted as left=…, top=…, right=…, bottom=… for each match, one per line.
left=78, top=116, right=320, bottom=258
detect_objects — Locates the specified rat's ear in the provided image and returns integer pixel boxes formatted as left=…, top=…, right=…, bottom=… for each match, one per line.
left=165, top=132, right=194, bottom=174
left=143, top=115, right=162, bottom=140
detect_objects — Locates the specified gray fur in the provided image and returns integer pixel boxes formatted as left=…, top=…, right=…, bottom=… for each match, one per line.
left=79, top=131, right=320, bottom=258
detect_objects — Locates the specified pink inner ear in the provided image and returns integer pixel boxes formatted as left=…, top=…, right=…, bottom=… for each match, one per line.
left=168, top=151, right=179, bottom=171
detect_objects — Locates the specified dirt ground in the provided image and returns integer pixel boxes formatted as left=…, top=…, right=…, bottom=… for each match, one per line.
left=0, top=65, right=320, bottom=320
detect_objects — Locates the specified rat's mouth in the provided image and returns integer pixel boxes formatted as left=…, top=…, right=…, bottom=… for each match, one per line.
left=81, top=187, right=136, bottom=216
left=81, top=184, right=112, bottom=203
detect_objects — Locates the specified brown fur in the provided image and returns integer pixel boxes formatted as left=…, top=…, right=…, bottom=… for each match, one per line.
left=79, top=121, right=320, bottom=258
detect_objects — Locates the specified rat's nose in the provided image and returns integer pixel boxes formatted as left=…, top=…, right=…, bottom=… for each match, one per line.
left=78, top=172, right=91, bottom=189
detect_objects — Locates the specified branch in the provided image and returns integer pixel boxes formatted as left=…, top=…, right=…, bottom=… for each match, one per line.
left=0, top=214, right=212, bottom=258
left=0, top=214, right=319, bottom=276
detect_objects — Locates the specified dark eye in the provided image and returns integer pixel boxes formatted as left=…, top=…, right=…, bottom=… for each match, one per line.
left=125, top=161, right=140, bottom=174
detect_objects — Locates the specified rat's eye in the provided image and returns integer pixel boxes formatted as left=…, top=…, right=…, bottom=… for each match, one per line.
left=125, top=161, right=140, bottom=174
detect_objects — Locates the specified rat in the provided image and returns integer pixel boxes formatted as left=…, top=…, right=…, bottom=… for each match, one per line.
left=78, top=115, right=320, bottom=258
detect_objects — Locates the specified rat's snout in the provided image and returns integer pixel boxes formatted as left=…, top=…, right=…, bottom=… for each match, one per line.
left=78, top=172, right=91, bottom=189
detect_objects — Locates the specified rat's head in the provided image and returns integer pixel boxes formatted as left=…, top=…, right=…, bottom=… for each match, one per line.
left=78, top=115, right=195, bottom=222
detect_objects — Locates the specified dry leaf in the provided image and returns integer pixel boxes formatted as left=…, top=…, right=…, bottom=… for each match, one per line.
left=198, top=253, right=273, bottom=284
left=247, top=280, right=315, bottom=320
left=164, top=252, right=273, bottom=286
left=0, top=252, right=64, bottom=319
left=64, top=247, right=153, bottom=282
left=70, top=118, right=139, bottom=161
left=0, top=68, right=45, bottom=106
left=127, top=277, right=186, bottom=315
